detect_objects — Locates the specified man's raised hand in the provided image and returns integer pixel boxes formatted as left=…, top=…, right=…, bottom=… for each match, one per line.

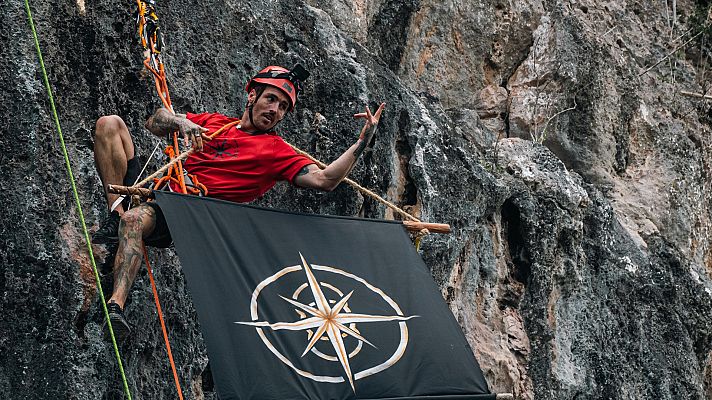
left=353, top=102, right=385, bottom=158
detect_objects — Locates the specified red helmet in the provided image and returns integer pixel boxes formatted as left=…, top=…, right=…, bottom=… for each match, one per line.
left=245, top=65, right=307, bottom=111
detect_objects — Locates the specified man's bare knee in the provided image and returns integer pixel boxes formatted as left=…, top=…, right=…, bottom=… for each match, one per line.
left=95, top=115, right=127, bottom=139
left=119, top=205, right=157, bottom=238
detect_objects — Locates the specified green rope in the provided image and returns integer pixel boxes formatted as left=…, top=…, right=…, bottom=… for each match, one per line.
left=23, top=1, right=133, bottom=398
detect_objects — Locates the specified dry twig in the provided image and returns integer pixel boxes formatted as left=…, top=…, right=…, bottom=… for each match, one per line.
left=539, top=98, right=578, bottom=141
left=639, top=30, right=704, bottom=76
left=680, top=90, right=712, bottom=100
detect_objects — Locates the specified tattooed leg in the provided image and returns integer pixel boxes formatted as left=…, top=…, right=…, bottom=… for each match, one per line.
left=108, top=204, right=157, bottom=308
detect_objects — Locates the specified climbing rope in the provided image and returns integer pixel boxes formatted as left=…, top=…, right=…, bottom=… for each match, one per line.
left=134, top=1, right=187, bottom=398
left=23, top=0, right=132, bottom=398
left=142, top=247, right=183, bottom=400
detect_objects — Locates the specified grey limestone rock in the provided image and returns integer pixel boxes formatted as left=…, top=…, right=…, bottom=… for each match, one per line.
left=1, top=0, right=711, bottom=399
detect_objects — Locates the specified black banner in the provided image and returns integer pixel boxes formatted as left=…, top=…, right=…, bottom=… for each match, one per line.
left=156, top=192, right=493, bottom=400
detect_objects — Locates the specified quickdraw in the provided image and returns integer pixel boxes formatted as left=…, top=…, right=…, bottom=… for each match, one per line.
left=136, top=0, right=169, bottom=110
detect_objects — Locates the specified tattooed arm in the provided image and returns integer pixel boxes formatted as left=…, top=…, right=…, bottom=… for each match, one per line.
left=144, top=107, right=211, bottom=151
left=293, top=103, right=385, bottom=191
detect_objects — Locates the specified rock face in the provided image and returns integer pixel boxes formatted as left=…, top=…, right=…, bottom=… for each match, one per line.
left=2, top=0, right=711, bottom=399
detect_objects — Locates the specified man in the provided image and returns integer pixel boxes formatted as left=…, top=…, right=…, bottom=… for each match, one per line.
left=92, top=65, right=385, bottom=340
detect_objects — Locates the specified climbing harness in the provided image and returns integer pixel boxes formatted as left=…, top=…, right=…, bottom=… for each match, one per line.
left=23, top=1, right=133, bottom=398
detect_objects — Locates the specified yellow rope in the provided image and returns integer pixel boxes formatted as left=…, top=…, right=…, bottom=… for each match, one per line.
left=414, top=228, right=430, bottom=251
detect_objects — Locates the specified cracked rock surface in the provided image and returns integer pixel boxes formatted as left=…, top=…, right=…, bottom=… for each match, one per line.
left=2, top=0, right=711, bottom=399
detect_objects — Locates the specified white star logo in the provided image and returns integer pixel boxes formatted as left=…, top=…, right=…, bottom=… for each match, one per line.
left=236, top=253, right=418, bottom=392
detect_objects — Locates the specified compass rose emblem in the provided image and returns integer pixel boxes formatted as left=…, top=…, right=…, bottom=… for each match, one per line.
left=236, top=253, right=418, bottom=392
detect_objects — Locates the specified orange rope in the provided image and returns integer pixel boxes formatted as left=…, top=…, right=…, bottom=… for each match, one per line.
left=136, top=1, right=185, bottom=397
left=142, top=245, right=184, bottom=400
left=169, top=133, right=188, bottom=194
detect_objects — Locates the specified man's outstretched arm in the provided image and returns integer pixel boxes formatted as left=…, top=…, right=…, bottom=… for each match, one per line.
left=294, top=103, right=385, bottom=192
left=144, top=107, right=210, bottom=151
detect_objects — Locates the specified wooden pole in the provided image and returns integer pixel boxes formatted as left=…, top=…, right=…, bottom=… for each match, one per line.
left=106, top=184, right=451, bottom=234
left=286, top=143, right=420, bottom=222
left=108, top=184, right=153, bottom=198
left=133, top=148, right=192, bottom=189
left=126, top=119, right=421, bottom=224
left=402, top=221, right=451, bottom=234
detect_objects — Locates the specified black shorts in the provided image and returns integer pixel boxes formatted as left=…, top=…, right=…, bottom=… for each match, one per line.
left=142, top=202, right=173, bottom=248
left=119, top=157, right=142, bottom=210
left=125, top=157, right=141, bottom=187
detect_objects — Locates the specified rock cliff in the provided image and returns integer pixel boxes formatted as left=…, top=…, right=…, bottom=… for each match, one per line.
left=1, top=0, right=711, bottom=399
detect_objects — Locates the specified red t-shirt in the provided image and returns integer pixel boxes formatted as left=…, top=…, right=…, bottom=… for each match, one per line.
left=176, top=112, right=313, bottom=203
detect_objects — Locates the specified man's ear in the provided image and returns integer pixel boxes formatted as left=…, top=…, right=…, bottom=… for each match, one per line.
left=247, top=89, right=256, bottom=106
